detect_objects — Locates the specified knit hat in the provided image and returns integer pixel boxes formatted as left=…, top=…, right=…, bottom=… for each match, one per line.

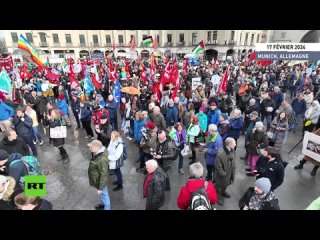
left=255, top=178, right=271, bottom=193
left=199, top=106, right=206, bottom=112
left=144, top=121, right=156, bottom=129
left=221, top=113, right=228, bottom=120
left=255, top=121, right=264, bottom=129
left=0, top=150, right=9, bottom=161
left=249, top=111, right=259, bottom=117
left=58, top=94, right=65, bottom=101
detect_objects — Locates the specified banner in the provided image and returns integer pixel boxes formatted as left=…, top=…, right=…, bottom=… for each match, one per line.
left=50, top=126, right=67, bottom=139
left=0, top=54, right=14, bottom=70
left=192, top=77, right=201, bottom=90
left=302, top=131, right=320, bottom=162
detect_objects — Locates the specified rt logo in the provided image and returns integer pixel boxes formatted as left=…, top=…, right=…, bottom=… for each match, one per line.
left=24, top=176, right=46, bottom=197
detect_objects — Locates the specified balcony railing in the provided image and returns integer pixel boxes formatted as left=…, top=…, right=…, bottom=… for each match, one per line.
left=93, top=42, right=100, bottom=47
left=164, top=42, right=173, bottom=47
left=39, top=42, right=48, bottom=47
left=79, top=42, right=87, bottom=47
left=228, top=40, right=236, bottom=45
left=176, top=41, right=185, bottom=47
left=66, top=42, right=73, bottom=47
left=117, top=43, right=124, bottom=47
left=105, top=43, right=112, bottom=47
left=53, top=42, right=60, bottom=47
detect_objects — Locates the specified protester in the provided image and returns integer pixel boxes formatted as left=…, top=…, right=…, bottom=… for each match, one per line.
left=0, top=129, right=30, bottom=156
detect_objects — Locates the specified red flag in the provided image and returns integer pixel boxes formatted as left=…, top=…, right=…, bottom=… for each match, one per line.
left=170, top=70, right=180, bottom=100
left=212, top=58, right=216, bottom=68
left=125, top=61, right=130, bottom=76
left=109, top=60, right=114, bottom=72
left=153, top=35, right=158, bottom=51
left=217, top=67, right=229, bottom=93
left=140, top=68, right=147, bottom=84
left=152, top=82, right=161, bottom=102
left=69, top=58, right=80, bottom=90
left=244, top=58, right=248, bottom=67
left=259, top=60, right=272, bottom=66
left=183, top=58, right=189, bottom=72
left=249, top=51, right=256, bottom=61
left=91, top=74, right=101, bottom=90
left=130, top=36, right=136, bottom=51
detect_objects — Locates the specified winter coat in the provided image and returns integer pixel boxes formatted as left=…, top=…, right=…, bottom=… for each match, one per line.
left=270, top=118, right=288, bottom=151
left=4, top=153, right=28, bottom=186
left=179, top=97, right=188, bottom=109
left=305, top=103, right=320, bottom=124
left=304, top=92, right=314, bottom=108
left=205, top=133, right=223, bottom=166
left=218, top=120, right=230, bottom=140
left=279, top=106, right=295, bottom=124
left=239, top=187, right=280, bottom=210
left=56, top=99, right=69, bottom=116
left=156, top=138, right=177, bottom=168
left=33, top=96, right=48, bottom=116
left=194, top=89, right=205, bottom=101
left=182, top=109, right=194, bottom=129
left=0, top=137, right=30, bottom=156
left=134, top=119, right=147, bottom=143
left=171, top=129, right=187, bottom=147
left=187, top=123, right=200, bottom=143
left=97, top=122, right=113, bottom=147
left=106, top=100, right=118, bottom=120
left=291, top=98, right=307, bottom=115
left=88, top=147, right=109, bottom=190
left=228, top=116, right=244, bottom=139
left=196, top=113, right=208, bottom=132
left=13, top=114, right=33, bottom=141
left=245, top=117, right=261, bottom=135
left=33, top=199, right=53, bottom=210
left=207, top=108, right=221, bottom=126
left=140, top=127, right=159, bottom=154
left=247, top=129, right=269, bottom=155
left=144, top=166, right=168, bottom=210
left=177, top=179, right=218, bottom=210
left=304, top=128, right=320, bottom=166
left=165, top=105, right=178, bottom=126
left=71, top=98, right=80, bottom=115
left=255, top=155, right=285, bottom=191
left=0, top=176, right=22, bottom=210
left=175, top=103, right=184, bottom=120
left=49, top=118, right=65, bottom=147
left=271, top=92, right=284, bottom=110
left=80, top=106, right=92, bottom=122
left=0, top=102, right=14, bottom=121
left=215, top=147, right=236, bottom=190
left=107, top=139, right=124, bottom=170
left=261, top=98, right=276, bottom=116
left=150, top=113, right=166, bottom=131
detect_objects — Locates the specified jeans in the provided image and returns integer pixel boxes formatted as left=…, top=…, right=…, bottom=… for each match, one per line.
left=293, top=113, right=302, bottom=131
left=110, top=118, right=118, bottom=131
left=73, top=112, right=81, bottom=128
left=290, top=86, right=297, bottom=99
left=33, top=126, right=43, bottom=142
left=261, top=114, right=272, bottom=130
left=206, top=164, right=215, bottom=181
left=114, top=168, right=123, bottom=185
left=178, top=143, right=184, bottom=170
left=99, top=187, right=111, bottom=210
left=24, top=137, right=38, bottom=157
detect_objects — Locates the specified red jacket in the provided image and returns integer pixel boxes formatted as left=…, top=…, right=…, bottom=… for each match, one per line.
left=177, top=179, right=218, bottom=210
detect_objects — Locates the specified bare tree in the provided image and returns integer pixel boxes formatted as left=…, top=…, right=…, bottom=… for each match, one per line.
left=0, top=38, right=8, bottom=54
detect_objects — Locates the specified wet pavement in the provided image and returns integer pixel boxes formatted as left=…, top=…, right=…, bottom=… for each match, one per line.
left=2, top=109, right=320, bottom=210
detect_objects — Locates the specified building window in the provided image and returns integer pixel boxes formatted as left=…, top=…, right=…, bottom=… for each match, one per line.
left=93, top=35, right=99, bottom=43
left=105, top=35, right=111, bottom=44
left=231, top=31, right=235, bottom=41
left=65, top=34, right=72, bottom=43
left=118, top=35, right=124, bottom=44
left=250, top=34, right=254, bottom=45
left=245, top=33, right=249, bottom=45
left=213, top=31, right=218, bottom=41
left=179, top=33, right=184, bottom=42
left=79, top=34, right=85, bottom=44
left=25, top=33, right=33, bottom=43
left=52, top=34, right=59, bottom=43
left=281, top=32, right=286, bottom=39
left=257, top=34, right=260, bottom=43
left=39, top=32, right=47, bottom=43
left=192, top=32, right=197, bottom=44
left=11, top=32, right=18, bottom=43
left=167, top=34, right=172, bottom=43
left=207, top=31, right=211, bottom=42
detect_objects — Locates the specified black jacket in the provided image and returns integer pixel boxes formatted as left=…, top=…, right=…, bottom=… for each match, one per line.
left=255, top=155, right=285, bottom=191
left=247, top=130, right=269, bottom=155
left=144, top=167, right=169, bottom=210
left=33, top=199, right=53, bottom=210
left=97, top=122, right=112, bottom=147
left=2, top=153, right=28, bottom=188
left=71, top=98, right=80, bottom=114
left=13, top=114, right=34, bottom=141
left=261, top=98, right=276, bottom=116
left=33, top=96, right=48, bottom=116
left=0, top=137, right=30, bottom=156
left=49, top=118, right=65, bottom=147
left=156, top=139, right=176, bottom=168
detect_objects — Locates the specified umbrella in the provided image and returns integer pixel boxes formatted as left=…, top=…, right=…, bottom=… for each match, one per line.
left=153, top=52, right=161, bottom=57
left=121, top=86, right=141, bottom=95
left=45, top=72, right=60, bottom=80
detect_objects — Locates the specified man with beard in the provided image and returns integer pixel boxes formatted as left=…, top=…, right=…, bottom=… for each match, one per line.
left=95, top=114, right=113, bottom=147
left=0, top=129, right=30, bottom=156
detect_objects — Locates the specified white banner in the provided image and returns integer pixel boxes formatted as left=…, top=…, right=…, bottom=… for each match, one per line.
left=192, top=77, right=201, bottom=90
left=50, top=126, right=67, bottom=139
left=302, top=131, right=320, bottom=162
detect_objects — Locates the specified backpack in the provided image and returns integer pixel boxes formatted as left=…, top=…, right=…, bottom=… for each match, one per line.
left=115, top=141, right=128, bottom=168
left=188, top=181, right=212, bottom=210
left=169, top=140, right=180, bottom=161
left=10, top=156, right=41, bottom=183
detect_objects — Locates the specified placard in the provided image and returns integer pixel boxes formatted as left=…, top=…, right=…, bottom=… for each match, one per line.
left=50, top=126, right=67, bottom=139
left=192, top=77, right=201, bottom=90
left=302, top=131, right=320, bottom=162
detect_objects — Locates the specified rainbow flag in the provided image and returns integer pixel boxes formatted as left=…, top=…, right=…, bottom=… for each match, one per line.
left=18, top=34, right=43, bottom=67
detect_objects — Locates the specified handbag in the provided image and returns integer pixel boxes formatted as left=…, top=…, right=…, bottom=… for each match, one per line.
left=195, top=130, right=205, bottom=144
left=266, top=131, right=274, bottom=139
left=181, top=144, right=190, bottom=156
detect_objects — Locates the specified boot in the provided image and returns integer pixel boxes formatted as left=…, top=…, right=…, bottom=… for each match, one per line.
left=294, top=159, right=306, bottom=170
left=222, top=191, right=231, bottom=198
left=311, top=166, right=318, bottom=176
left=217, top=190, right=224, bottom=206
left=113, top=184, right=123, bottom=191
left=94, top=204, right=104, bottom=210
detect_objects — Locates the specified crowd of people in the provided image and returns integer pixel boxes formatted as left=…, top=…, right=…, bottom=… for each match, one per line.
left=0, top=55, right=320, bottom=210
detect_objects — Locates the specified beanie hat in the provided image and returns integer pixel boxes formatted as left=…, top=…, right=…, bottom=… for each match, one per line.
left=255, top=178, right=271, bottom=193
left=221, top=113, right=228, bottom=120
left=0, top=150, right=9, bottom=161
left=199, top=106, right=206, bottom=112
left=58, top=94, right=65, bottom=101
left=144, top=121, right=156, bottom=130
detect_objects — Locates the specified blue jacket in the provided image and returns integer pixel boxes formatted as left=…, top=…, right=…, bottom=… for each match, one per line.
left=291, top=98, right=307, bottom=115
left=107, top=100, right=118, bottom=120
left=134, top=119, right=147, bottom=143
left=204, top=133, right=223, bottom=166
left=179, top=97, right=188, bottom=109
left=0, top=102, right=14, bottom=121
left=207, top=108, right=221, bottom=126
left=272, top=92, right=284, bottom=110
left=56, top=99, right=69, bottom=116
left=80, top=107, right=92, bottom=122
left=228, top=116, right=244, bottom=139
left=165, top=105, right=178, bottom=126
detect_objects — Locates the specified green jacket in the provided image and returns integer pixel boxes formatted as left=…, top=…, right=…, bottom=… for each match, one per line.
left=88, top=148, right=109, bottom=190
left=196, top=113, right=208, bottom=132
left=187, top=123, right=200, bottom=143
left=306, top=196, right=320, bottom=210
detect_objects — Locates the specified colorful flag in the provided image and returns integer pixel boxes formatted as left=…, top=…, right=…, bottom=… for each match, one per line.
left=0, top=54, right=14, bottom=71
left=112, top=78, right=121, bottom=108
left=192, top=40, right=205, bottom=55
left=143, top=36, right=153, bottom=47
left=94, top=63, right=100, bottom=81
left=0, top=69, right=12, bottom=94
left=91, top=74, right=101, bottom=90
left=153, top=35, right=158, bottom=50
left=84, top=68, right=94, bottom=96
left=69, top=58, right=80, bottom=90
left=17, top=34, right=44, bottom=67
left=140, top=68, right=147, bottom=84
left=249, top=51, right=256, bottom=61
left=217, top=67, right=229, bottom=93
left=152, top=82, right=161, bottom=102
left=170, top=70, right=180, bottom=99
left=130, top=36, right=136, bottom=51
